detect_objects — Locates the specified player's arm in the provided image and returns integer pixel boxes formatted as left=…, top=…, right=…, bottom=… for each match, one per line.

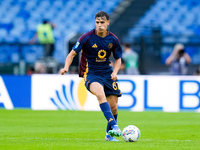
left=60, top=50, right=77, bottom=75
left=111, top=58, right=121, bottom=80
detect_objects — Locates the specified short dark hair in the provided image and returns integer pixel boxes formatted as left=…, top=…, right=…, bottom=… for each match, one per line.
left=124, top=43, right=131, bottom=48
left=43, top=20, right=48, bottom=24
left=95, top=11, right=109, bottom=20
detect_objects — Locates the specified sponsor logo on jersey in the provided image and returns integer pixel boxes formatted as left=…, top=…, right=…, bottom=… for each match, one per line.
left=75, top=41, right=80, bottom=49
left=98, top=50, right=106, bottom=59
left=96, top=50, right=107, bottom=62
left=92, top=43, right=98, bottom=48
left=108, top=118, right=113, bottom=122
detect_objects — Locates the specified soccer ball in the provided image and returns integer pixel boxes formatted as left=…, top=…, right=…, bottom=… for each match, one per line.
left=122, top=125, right=141, bottom=142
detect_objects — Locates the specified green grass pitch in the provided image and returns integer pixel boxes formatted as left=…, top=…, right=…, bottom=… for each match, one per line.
left=0, top=109, right=199, bottom=150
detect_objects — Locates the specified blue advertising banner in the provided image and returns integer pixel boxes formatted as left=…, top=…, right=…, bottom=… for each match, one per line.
left=0, top=75, right=31, bottom=109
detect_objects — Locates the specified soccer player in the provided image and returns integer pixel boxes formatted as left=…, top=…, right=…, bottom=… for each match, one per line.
left=60, top=11, right=122, bottom=141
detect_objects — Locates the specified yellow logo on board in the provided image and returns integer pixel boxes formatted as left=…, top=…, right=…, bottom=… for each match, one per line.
left=78, top=79, right=88, bottom=109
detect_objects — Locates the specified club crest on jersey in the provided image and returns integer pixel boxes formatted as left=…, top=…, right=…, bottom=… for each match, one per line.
left=75, top=42, right=80, bottom=49
left=92, top=43, right=98, bottom=48
left=108, top=43, right=113, bottom=49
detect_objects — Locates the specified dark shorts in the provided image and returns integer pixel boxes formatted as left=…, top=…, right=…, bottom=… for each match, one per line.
left=84, top=74, right=121, bottom=97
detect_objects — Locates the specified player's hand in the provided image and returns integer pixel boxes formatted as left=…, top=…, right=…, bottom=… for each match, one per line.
left=59, top=68, right=68, bottom=75
left=111, top=72, right=117, bottom=81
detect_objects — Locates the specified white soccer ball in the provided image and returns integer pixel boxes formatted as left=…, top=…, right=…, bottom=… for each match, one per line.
left=122, top=125, right=141, bottom=142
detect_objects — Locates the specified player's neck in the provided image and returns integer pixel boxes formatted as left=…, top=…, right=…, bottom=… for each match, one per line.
left=96, top=30, right=108, bottom=38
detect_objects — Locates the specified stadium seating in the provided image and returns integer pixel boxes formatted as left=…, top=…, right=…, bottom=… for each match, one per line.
left=124, top=0, right=200, bottom=43
left=123, top=0, right=200, bottom=65
left=1, top=0, right=199, bottom=65
left=0, top=0, right=121, bottom=63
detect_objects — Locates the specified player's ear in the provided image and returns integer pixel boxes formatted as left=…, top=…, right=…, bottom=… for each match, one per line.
left=107, top=20, right=110, bottom=26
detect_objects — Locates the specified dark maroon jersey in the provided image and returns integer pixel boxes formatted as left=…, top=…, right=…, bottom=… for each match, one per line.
left=72, top=29, right=122, bottom=77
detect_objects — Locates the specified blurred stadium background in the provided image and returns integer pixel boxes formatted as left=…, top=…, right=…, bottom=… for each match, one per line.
left=0, top=0, right=200, bottom=75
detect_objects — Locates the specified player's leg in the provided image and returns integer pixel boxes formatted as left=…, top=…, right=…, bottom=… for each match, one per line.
left=89, top=82, right=107, bottom=104
left=89, top=82, right=118, bottom=134
left=107, top=95, right=118, bottom=118
left=85, top=75, right=120, bottom=140
left=106, top=95, right=118, bottom=132
left=106, top=95, right=120, bottom=137
left=105, top=95, right=119, bottom=141
left=103, top=78, right=121, bottom=138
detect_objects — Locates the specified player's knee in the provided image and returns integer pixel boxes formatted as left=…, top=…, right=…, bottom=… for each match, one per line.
left=95, top=92, right=106, bottom=100
left=110, top=104, right=118, bottom=114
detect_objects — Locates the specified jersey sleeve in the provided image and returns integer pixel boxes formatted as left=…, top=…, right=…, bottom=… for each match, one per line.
left=72, top=31, right=92, bottom=53
left=72, top=40, right=83, bottom=53
left=112, top=38, right=122, bottom=59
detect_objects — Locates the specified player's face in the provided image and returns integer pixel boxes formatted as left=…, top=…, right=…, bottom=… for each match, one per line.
left=95, top=17, right=110, bottom=34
